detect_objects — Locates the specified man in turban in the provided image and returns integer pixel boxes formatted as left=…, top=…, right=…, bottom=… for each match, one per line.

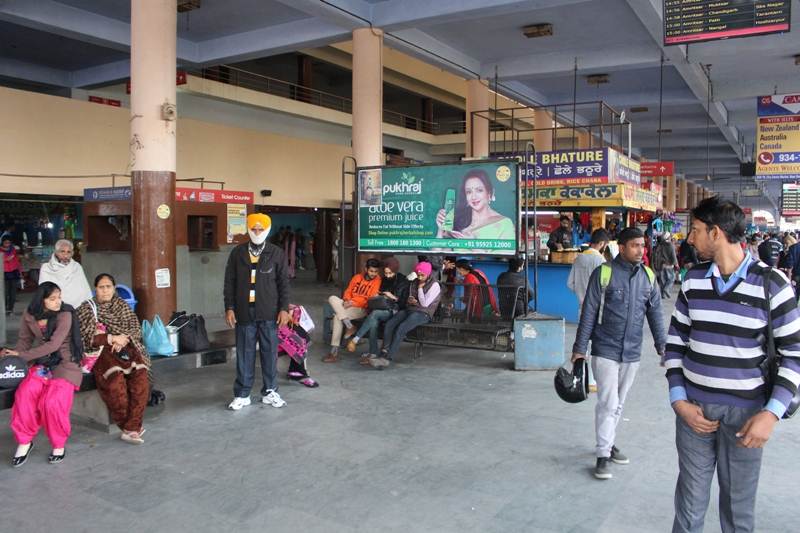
left=223, top=213, right=291, bottom=410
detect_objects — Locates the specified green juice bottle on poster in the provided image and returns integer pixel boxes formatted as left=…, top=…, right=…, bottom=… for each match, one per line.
left=443, top=188, right=456, bottom=231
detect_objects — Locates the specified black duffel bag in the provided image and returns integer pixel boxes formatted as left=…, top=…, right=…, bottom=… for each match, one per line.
left=168, top=311, right=211, bottom=353
left=0, top=356, right=28, bottom=389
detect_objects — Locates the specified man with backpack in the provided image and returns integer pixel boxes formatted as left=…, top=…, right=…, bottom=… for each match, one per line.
left=571, top=227, right=667, bottom=480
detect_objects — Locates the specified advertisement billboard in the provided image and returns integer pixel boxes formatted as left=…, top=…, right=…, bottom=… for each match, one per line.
left=358, top=162, right=518, bottom=255
left=755, top=93, right=800, bottom=181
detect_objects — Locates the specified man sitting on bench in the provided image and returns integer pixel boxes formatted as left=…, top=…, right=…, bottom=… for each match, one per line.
left=324, top=258, right=381, bottom=363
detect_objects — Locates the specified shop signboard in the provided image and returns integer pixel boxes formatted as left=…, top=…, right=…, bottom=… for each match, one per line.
left=357, top=162, right=518, bottom=255
left=524, top=183, right=660, bottom=212
left=175, top=188, right=254, bottom=204
left=84, top=186, right=132, bottom=202
left=664, top=1, right=791, bottom=45
left=521, top=147, right=640, bottom=186
left=755, top=93, right=800, bottom=180
left=781, top=183, right=800, bottom=216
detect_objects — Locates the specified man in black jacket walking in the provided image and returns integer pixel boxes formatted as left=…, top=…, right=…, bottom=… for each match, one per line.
left=224, top=213, right=291, bottom=411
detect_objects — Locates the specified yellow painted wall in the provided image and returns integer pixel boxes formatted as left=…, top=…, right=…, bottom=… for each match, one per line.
left=0, top=86, right=352, bottom=207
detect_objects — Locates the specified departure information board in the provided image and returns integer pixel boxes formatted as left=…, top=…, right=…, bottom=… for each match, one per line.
left=664, top=1, right=791, bottom=45
left=781, top=183, right=800, bottom=217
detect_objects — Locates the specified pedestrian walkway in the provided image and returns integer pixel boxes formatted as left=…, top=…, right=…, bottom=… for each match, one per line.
left=0, top=281, right=797, bottom=532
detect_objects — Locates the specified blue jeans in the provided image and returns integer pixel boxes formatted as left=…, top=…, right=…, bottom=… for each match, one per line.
left=234, top=309, right=279, bottom=397
left=355, top=309, right=393, bottom=355
left=381, top=309, right=430, bottom=359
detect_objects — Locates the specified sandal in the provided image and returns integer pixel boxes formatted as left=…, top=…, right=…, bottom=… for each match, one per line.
left=121, top=431, right=144, bottom=445
left=322, top=353, right=338, bottom=363
left=359, top=355, right=374, bottom=366
left=287, top=371, right=305, bottom=381
left=299, top=377, right=319, bottom=388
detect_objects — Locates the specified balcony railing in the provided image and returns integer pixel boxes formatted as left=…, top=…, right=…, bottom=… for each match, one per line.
left=192, top=65, right=440, bottom=135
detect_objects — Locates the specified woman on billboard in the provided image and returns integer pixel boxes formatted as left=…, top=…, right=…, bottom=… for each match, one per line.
left=435, top=169, right=514, bottom=240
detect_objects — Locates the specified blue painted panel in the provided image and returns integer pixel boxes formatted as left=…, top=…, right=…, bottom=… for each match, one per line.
left=471, top=260, right=579, bottom=323
left=513, top=317, right=566, bottom=370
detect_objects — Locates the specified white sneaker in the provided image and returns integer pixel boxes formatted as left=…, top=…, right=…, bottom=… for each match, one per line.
left=262, top=390, right=286, bottom=408
left=228, top=396, right=251, bottom=410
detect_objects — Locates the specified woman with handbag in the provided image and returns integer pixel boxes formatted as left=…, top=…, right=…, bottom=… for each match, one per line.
left=346, top=257, right=409, bottom=365
left=76, top=273, right=150, bottom=444
left=0, top=282, right=82, bottom=467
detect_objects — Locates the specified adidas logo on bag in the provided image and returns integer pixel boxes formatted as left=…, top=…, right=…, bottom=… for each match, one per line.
left=0, top=365, right=25, bottom=379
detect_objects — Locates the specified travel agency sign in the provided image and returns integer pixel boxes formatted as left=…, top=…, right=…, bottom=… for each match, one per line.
left=756, top=93, right=800, bottom=180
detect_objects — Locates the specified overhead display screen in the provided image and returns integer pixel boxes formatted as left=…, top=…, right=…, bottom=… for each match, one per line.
left=781, top=183, right=800, bottom=217
left=664, top=1, right=791, bottom=45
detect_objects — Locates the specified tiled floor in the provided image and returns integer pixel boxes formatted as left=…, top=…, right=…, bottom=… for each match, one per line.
left=1, top=273, right=797, bottom=532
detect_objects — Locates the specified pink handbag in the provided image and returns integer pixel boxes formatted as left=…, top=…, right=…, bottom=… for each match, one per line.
left=277, top=325, right=307, bottom=363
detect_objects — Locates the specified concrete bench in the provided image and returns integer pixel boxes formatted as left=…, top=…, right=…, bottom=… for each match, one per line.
left=0, top=331, right=235, bottom=433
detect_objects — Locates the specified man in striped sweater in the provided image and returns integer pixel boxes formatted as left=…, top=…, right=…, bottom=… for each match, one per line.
left=665, top=197, right=800, bottom=533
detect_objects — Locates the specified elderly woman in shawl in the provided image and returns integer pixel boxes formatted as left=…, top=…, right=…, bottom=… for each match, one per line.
left=77, top=273, right=150, bottom=444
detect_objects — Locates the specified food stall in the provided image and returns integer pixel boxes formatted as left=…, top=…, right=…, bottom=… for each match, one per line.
left=473, top=147, right=662, bottom=323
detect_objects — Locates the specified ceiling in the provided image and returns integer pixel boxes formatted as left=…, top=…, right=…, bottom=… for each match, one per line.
left=0, top=0, right=798, bottom=211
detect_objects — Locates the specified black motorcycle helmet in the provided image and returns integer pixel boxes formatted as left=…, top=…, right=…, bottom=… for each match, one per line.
left=554, top=358, right=589, bottom=403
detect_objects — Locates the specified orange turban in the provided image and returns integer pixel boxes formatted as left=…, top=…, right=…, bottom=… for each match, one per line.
left=247, top=213, right=271, bottom=230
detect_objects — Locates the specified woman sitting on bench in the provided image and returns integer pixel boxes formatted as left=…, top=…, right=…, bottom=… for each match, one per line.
left=455, top=259, right=498, bottom=322
left=1, top=282, right=82, bottom=467
left=76, top=273, right=150, bottom=445
left=369, top=261, right=441, bottom=369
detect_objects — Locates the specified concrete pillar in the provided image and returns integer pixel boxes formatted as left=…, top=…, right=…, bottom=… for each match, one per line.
left=677, top=178, right=688, bottom=210
left=687, top=182, right=697, bottom=209
left=532, top=108, right=554, bottom=152
left=665, top=174, right=677, bottom=212
left=577, top=130, right=592, bottom=149
left=130, top=0, right=177, bottom=322
left=466, top=79, right=489, bottom=158
left=352, top=27, right=384, bottom=167
left=297, top=54, right=313, bottom=103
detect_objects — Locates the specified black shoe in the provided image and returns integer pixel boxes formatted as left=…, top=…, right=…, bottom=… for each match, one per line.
left=594, top=457, right=612, bottom=480
left=12, top=443, right=33, bottom=468
left=610, top=445, right=629, bottom=465
left=48, top=450, right=66, bottom=464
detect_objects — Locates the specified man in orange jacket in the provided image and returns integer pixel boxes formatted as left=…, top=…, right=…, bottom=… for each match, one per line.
left=324, top=258, right=381, bottom=362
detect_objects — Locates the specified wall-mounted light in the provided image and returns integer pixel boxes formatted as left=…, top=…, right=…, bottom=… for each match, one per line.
left=522, top=23, right=553, bottom=38
left=586, top=74, right=609, bottom=85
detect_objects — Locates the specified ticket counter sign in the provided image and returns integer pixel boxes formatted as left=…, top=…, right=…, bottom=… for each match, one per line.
left=756, top=93, right=800, bottom=181
left=357, top=162, right=518, bottom=255
left=521, top=148, right=640, bottom=186
left=175, top=188, right=254, bottom=204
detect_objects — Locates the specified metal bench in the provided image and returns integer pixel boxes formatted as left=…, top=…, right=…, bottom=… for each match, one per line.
left=404, top=283, right=527, bottom=359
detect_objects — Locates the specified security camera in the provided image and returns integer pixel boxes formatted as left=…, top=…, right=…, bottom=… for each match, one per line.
left=260, top=189, right=272, bottom=197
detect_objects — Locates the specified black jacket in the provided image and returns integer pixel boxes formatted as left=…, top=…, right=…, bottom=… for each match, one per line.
left=497, top=270, right=532, bottom=318
left=380, top=274, right=410, bottom=310
left=224, top=242, right=291, bottom=324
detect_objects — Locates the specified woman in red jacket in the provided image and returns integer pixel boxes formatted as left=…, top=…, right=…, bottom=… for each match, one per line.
left=455, top=259, right=498, bottom=322
left=1, top=282, right=82, bottom=467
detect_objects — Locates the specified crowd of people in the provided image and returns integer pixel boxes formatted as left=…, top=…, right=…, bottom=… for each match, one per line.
left=2, top=202, right=799, bottom=533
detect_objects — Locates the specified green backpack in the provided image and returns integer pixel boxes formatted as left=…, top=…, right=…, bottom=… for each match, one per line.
left=597, top=263, right=655, bottom=324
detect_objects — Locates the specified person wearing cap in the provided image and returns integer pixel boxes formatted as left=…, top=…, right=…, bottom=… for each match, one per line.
left=346, top=257, right=409, bottom=365
left=323, top=258, right=382, bottom=363
left=369, top=261, right=442, bottom=369
left=223, top=213, right=291, bottom=411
